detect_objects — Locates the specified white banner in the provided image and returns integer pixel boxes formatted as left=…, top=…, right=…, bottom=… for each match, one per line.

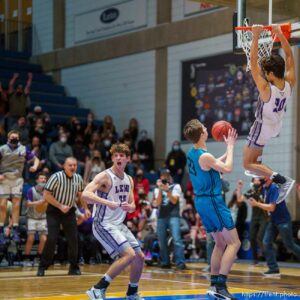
left=74, top=0, right=147, bottom=43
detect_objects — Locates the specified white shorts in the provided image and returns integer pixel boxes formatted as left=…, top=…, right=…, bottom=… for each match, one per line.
left=0, top=177, right=23, bottom=198
left=93, top=221, right=141, bottom=259
left=247, top=120, right=281, bottom=148
left=27, top=218, right=48, bottom=235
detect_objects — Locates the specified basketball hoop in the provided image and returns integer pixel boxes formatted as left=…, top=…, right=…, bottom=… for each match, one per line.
left=235, top=22, right=291, bottom=71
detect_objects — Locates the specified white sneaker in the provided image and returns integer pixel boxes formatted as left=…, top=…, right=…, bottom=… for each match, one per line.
left=86, top=287, right=106, bottom=300
left=22, top=260, right=33, bottom=267
left=125, top=294, right=145, bottom=300
left=277, top=176, right=295, bottom=203
left=207, top=285, right=237, bottom=300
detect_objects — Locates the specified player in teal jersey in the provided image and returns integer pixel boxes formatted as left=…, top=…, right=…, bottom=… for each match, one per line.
left=183, top=119, right=240, bottom=300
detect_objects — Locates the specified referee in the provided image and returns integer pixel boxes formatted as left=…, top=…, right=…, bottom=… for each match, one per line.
left=37, top=157, right=91, bottom=276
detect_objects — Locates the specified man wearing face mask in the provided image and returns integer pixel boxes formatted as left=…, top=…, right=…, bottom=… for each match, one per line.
left=49, top=132, right=73, bottom=172
left=0, top=130, right=39, bottom=245
left=154, top=169, right=186, bottom=270
left=137, top=130, right=154, bottom=171
left=165, top=141, right=187, bottom=184
left=23, top=172, right=48, bottom=266
left=7, top=73, right=32, bottom=131
left=11, top=117, right=30, bottom=145
left=249, top=177, right=300, bottom=277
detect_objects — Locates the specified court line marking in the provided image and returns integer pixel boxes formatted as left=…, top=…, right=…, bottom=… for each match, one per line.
left=15, top=288, right=253, bottom=300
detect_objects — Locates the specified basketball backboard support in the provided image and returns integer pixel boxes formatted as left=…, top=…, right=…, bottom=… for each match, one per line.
left=233, top=0, right=300, bottom=54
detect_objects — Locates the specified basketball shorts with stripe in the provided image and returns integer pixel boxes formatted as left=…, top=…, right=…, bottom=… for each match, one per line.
left=92, top=221, right=141, bottom=259
left=194, top=194, right=235, bottom=233
left=247, top=120, right=281, bottom=148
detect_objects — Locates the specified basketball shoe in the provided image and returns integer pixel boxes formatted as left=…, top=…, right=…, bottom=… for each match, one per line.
left=86, top=287, right=106, bottom=300
left=277, top=176, right=295, bottom=203
left=207, top=285, right=237, bottom=300
left=263, top=269, right=281, bottom=278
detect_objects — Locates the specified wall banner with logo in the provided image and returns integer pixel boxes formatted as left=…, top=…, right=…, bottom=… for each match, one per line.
left=74, top=0, right=147, bottom=43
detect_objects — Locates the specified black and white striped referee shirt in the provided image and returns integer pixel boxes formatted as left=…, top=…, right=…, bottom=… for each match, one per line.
left=45, top=171, right=84, bottom=207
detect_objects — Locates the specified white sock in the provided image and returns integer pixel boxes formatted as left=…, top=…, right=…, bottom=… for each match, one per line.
left=129, top=282, right=139, bottom=287
left=104, top=274, right=112, bottom=283
left=270, top=172, right=278, bottom=179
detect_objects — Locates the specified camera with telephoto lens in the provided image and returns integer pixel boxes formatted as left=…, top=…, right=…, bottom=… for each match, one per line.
left=244, top=191, right=256, bottom=199
left=244, top=183, right=263, bottom=201
left=161, top=179, right=168, bottom=185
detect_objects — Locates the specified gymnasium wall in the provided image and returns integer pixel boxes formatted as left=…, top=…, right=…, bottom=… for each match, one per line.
left=32, top=0, right=53, bottom=54
left=61, top=51, right=156, bottom=139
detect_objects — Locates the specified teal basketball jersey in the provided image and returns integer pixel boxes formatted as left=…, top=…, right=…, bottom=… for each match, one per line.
left=187, top=147, right=222, bottom=196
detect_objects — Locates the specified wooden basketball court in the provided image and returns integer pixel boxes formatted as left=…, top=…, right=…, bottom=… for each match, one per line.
left=1, top=261, right=300, bottom=300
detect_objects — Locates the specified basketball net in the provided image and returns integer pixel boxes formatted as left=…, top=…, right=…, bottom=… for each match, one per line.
left=237, top=21, right=275, bottom=72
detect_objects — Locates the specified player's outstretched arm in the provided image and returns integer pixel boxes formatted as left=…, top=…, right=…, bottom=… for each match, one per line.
left=82, top=172, right=119, bottom=209
left=272, top=25, right=296, bottom=88
left=200, top=129, right=237, bottom=173
left=250, top=25, right=270, bottom=102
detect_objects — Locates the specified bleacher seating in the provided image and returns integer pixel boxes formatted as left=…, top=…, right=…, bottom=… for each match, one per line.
left=0, top=49, right=91, bottom=124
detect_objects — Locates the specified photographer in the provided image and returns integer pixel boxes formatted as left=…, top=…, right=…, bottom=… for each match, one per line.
left=249, top=177, right=300, bottom=277
left=154, top=169, right=186, bottom=270
left=243, top=177, right=268, bottom=265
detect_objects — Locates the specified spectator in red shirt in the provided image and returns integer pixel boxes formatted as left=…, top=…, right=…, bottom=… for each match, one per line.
left=127, top=168, right=150, bottom=221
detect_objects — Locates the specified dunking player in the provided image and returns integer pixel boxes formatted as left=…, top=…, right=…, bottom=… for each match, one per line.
left=244, top=24, right=296, bottom=202
left=82, top=143, right=144, bottom=300
left=184, top=119, right=240, bottom=300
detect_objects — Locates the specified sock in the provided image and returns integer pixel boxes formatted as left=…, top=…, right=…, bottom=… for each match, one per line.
left=94, top=274, right=112, bottom=290
left=216, top=274, right=227, bottom=287
left=270, top=172, right=277, bottom=179
left=127, top=282, right=138, bottom=296
left=210, top=275, right=219, bottom=286
left=0, top=225, right=4, bottom=233
left=271, top=172, right=286, bottom=184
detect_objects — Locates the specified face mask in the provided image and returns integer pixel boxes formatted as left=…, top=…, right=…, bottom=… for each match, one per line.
left=16, top=91, right=23, bottom=96
left=104, top=139, right=111, bottom=147
left=10, top=138, right=19, bottom=145
left=141, top=132, right=147, bottom=139
left=36, top=183, right=46, bottom=190
left=60, top=137, right=67, bottom=143
left=173, top=145, right=180, bottom=151
left=137, top=174, right=143, bottom=179
left=253, top=184, right=261, bottom=189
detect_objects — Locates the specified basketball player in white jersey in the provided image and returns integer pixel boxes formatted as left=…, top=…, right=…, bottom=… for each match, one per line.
left=82, top=143, right=144, bottom=300
left=244, top=24, right=296, bottom=202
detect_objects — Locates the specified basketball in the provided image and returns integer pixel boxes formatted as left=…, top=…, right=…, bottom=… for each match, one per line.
left=211, top=120, right=233, bottom=142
